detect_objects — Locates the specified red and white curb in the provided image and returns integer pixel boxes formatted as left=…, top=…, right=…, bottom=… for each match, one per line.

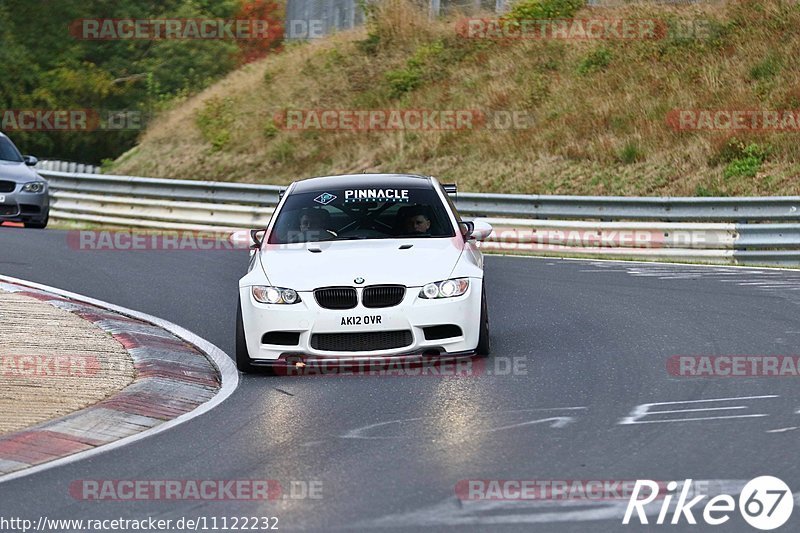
left=0, top=275, right=238, bottom=483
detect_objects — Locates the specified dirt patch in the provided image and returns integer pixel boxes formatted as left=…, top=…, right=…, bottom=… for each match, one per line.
left=0, top=292, right=135, bottom=435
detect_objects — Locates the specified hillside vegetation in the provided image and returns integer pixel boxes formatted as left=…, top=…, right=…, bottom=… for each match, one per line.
left=1, top=0, right=280, bottom=163
left=112, top=0, right=800, bottom=196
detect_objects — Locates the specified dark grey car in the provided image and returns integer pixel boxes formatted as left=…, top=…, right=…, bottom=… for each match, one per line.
left=0, top=132, right=49, bottom=228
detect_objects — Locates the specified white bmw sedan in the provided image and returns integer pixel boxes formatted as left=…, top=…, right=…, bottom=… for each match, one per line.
left=236, top=173, right=493, bottom=373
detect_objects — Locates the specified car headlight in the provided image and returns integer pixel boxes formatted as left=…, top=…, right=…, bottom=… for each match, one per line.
left=22, top=182, right=46, bottom=193
left=252, top=286, right=301, bottom=304
left=419, top=278, right=470, bottom=299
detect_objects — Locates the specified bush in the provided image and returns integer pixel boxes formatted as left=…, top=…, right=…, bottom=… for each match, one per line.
left=356, top=32, right=381, bottom=55
left=578, top=47, right=612, bottom=74
left=263, top=121, right=279, bottom=139
left=385, top=40, right=445, bottom=98
left=618, top=142, right=643, bottom=165
left=749, top=53, right=781, bottom=81
left=0, top=0, right=254, bottom=163
left=386, top=68, right=423, bottom=98
left=709, top=137, right=747, bottom=165
left=723, top=143, right=769, bottom=179
left=195, top=97, right=236, bottom=152
left=695, top=184, right=723, bottom=197
left=269, top=140, right=294, bottom=163
left=506, top=0, right=585, bottom=21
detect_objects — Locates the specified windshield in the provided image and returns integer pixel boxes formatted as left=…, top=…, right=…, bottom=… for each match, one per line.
left=268, top=186, right=455, bottom=244
left=0, top=137, right=23, bottom=162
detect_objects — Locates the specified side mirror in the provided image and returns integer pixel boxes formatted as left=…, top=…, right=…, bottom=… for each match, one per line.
left=471, top=219, right=493, bottom=241
left=459, top=221, right=474, bottom=240
left=23, top=155, right=38, bottom=166
left=250, top=229, right=266, bottom=249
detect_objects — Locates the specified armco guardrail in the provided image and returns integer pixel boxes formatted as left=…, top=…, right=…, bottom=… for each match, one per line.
left=36, top=170, right=800, bottom=266
left=42, top=171, right=279, bottom=231
left=455, top=193, right=800, bottom=222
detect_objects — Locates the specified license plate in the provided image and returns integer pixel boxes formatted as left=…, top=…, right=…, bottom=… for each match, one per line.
left=340, top=315, right=383, bottom=326
left=0, top=195, right=5, bottom=203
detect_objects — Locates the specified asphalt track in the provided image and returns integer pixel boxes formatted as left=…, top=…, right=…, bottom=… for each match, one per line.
left=2, top=226, right=800, bottom=532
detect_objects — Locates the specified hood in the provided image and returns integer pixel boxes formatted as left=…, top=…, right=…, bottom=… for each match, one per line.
left=259, top=237, right=465, bottom=291
left=0, top=161, right=39, bottom=182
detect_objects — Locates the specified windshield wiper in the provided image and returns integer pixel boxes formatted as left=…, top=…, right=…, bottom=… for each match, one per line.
left=328, top=235, right=371, bottom=241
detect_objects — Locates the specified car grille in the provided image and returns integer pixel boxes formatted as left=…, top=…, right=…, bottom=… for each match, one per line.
left=0, top=181, right=15, bottom=193
left=314, top=287, right=358, bottom=310
left=0, top=205, right=18, bottom=216
left=310, top=330, right=413, bottom=352
left=362, top=285, right=406, bottom=308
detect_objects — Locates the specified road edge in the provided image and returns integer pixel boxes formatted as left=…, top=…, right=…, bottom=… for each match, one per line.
left=0, top=274, right=239, bottom=485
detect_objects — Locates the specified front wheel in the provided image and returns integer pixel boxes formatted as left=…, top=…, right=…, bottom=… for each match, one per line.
left=476, top=286, right=491, bottom=357
left=236, top=301, right=256, bottom=373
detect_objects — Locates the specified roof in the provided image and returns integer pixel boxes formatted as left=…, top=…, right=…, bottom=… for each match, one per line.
left=291, top=173, right=432, bottom=193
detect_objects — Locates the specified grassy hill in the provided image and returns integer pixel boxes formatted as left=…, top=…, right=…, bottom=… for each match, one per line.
left=111, top=0, right=800, bottom=196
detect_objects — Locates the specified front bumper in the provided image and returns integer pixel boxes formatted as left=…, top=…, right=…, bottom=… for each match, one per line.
left=0, top=184, right=49, bottom=223
left=240, top=279, right=483, bottom=362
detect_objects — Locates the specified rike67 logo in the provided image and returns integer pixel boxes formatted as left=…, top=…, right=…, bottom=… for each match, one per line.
left=624, top=477, right=793, bottom=530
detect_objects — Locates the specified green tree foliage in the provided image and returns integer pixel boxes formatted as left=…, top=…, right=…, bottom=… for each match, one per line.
left=0, top=0, right=282, bottom=163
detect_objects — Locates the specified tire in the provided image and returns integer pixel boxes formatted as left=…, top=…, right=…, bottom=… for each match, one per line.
left=236, top=300, right=256, bottom=373
left=24, top=214, right=48, bottom=229
left=476, top=285, right=491, bottom=357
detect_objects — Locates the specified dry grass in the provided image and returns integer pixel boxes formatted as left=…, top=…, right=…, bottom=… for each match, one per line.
left=112, top=0, right=800, bottom=196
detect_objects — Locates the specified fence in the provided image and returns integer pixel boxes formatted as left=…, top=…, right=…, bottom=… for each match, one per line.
left=34, top=169, right=800, bottom=266
left=36, top=160, right=102, bottom=174
left=284, top=0, right=718, bottom=38
left=286, top=0, right=366, bottom=38
left=285, top=0, right=509, bottom=38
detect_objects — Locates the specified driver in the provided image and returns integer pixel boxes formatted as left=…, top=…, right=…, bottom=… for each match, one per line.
left=399, top=205, right=432, bottom=234
left=294, top=207, right=336, bottom=241
left=299, top=208, right=327, bottom=232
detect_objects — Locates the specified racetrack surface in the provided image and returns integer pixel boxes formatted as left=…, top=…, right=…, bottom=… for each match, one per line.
left=2, top=227, right=800, bottom=531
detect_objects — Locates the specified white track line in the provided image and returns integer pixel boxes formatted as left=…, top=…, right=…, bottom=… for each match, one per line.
left=0, top=274, right=239, bottom=485
left=493, top=254, right=800, bottom=273
left=561, top=256, right=800, bottom=272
